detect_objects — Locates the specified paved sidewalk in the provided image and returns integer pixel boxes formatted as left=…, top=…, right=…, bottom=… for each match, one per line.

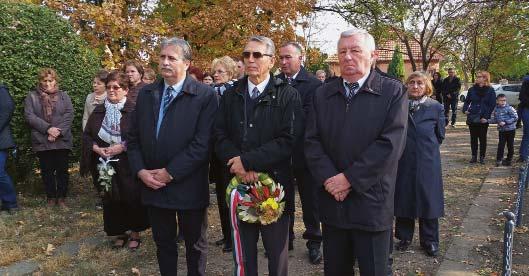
left=437, top=166, right=515, bottom=275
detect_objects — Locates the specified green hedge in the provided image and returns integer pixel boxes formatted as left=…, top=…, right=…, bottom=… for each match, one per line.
left=0, top=2, right=101, bottom=186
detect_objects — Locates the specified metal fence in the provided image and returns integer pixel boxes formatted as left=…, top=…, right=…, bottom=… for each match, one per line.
left=502, top=161, right=529, bottom=276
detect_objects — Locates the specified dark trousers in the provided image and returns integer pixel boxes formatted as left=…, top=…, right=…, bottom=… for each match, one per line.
left=0, top=150, right=17, bottom=209
left=290, top=167, right=321, bottom=249
left=469, top=124, right=489, bottom=157
left=395, top=217, right=439, bottom=247
left=444, top=97, right=458, bottom=126
left=212, top=157, right=231, bottom=245
left=148, top=207, right=207, bottom=276
left=497, top=130, right=515, bottom=161
left=37, top=149, right=69, bottom=199
left=239, top=214, right=290, bottom=276
left=322, top=223, right=390, bottom=276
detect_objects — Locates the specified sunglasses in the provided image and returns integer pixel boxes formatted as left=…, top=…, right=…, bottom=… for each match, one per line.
left=242, top=51, right=273, bottom=59
left=106, top=85, right=122, bottom=91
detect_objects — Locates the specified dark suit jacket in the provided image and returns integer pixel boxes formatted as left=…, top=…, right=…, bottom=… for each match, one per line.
left=127, top=75, right=218, bottom=210
left=305, top=70, right=408, bottom=231
left=277, top=67, right=321, bottom=169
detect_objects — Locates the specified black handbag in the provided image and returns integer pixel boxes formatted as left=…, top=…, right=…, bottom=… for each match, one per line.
left=466, top=112, right=482, bottom=125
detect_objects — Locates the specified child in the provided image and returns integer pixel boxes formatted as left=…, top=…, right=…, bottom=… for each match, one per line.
left=489, top=94, right=518, bottom=166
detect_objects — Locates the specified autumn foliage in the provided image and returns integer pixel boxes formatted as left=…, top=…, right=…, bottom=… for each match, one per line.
left=45, top=0, right=315, bottom=69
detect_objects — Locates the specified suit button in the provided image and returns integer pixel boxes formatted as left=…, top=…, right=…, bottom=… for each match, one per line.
left=249, top=123, right=253, bottom=127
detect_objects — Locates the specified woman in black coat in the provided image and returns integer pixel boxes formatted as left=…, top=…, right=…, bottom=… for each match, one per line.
left=431, top=72, right=443, bottom=104
left=462, top=71, right=496, bottom=164
left=394, top=71, right=445, bottom=257
left=81, top=71, right=149, bottom=250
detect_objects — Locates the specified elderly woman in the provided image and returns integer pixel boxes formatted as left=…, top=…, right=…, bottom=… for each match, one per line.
left=24, top=68, right=74, bottom=208
left=83, top=70, right=108, bottom=131
left=81, top=71, right=149, bottom=250
left=210, top=55, right=238, bottom=252
left=123, top=60, right=146, bottom=106
left=463, top=71, right=496, bottom=164
left=394, top=71, right=445, bottom=257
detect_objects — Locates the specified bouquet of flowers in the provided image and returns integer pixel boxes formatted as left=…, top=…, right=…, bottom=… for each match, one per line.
left=97, top=157, right=119, bottom=193
left=226, top=173, right=285, bottom=225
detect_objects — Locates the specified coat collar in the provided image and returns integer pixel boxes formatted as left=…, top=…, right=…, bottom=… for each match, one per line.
left=277, top=66, right=310, bottom=83
left=324, top=69, right=382, bottom=98
left=235, top=73, right=284, bottom=97
left=144, top=74, right=199, bottom=96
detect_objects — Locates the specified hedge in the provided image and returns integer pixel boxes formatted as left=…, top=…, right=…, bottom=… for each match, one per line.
left=0, top=2, right=101, bottom=185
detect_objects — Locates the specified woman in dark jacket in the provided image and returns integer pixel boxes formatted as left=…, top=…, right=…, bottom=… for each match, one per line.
left=81, top=71, right=149, bottom=250
left=394, top=71, right=445, bottom=257
left=24, top=68, right=74, bottom=208
left=462, top=71, right=496, bottom=164
left=431, top=72, right=443, bottom=104
left=0, top=85, right=17, bottom=213
left=123, top=60, right=146, bottom=106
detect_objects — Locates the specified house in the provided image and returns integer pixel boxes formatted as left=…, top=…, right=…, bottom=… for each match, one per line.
left=325, top=39, right=443, bottom=77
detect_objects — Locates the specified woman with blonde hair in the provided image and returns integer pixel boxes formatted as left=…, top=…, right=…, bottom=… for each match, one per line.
left=462, top=71, right=496, bottom=164
left=24, top=68, right=74, bottom=208
left=394, top=71, right=445, bottom=257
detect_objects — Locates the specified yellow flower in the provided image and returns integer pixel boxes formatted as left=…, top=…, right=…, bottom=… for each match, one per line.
left=261, top=198, right=279, bottom=210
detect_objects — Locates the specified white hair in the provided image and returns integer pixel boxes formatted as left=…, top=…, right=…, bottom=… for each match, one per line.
left=337, top=29, right=376, bottom=52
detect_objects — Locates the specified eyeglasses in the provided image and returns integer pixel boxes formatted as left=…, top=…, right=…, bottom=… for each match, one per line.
left=106, top=85, right=122, bottom=91
left=214, top=70, right=227, bottom=75
left=242, top=51, right=273, bottom=59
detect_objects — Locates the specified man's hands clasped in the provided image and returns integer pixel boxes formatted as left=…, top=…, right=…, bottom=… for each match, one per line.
left=138, top=168, right=173, bottom=190
left=228, top=156, right=258, bottom=183
left=324, top=173, right=352, bottom=202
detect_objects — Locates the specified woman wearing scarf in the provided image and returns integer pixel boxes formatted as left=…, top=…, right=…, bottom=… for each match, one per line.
left=462, top=71, right=496, bottom=164
left=24, top=68, right=74, bottom=208
left=210, top=56, right=238, bottom=252
left=82, top=70, right=108, bottom=131
left=394, top=71, right=445, bottom=257
left=81, top=71, right=149, bottom=250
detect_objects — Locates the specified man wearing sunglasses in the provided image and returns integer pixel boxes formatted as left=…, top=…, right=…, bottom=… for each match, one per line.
left=277, top=41, right=323, bottom=264
left=305, top=29, right=408, bottom=275
left=215, top=36, right=302, bottom=276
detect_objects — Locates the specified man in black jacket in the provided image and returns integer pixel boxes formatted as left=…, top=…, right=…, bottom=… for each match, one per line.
left=277, top=41, right=323, bottom=264
left=215, top=36, right=302, bottom=276
left=305, top=29, right=408, bottom=275
left=127, top=37, right=218, bottom=276
left=442, top=68, right=462, bottom=127
left=0, top=85, right=17, bottom=214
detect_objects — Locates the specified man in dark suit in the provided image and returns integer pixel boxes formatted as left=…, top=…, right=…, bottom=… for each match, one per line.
left=442, top=68, right=461, bottom=127
left=305, top=29, right=408, bottom=275
left=277, top=41, right=322, bottom=264
left=215, top=35, right=302, bottom=276
left=127, top=37, right=218, bottom=276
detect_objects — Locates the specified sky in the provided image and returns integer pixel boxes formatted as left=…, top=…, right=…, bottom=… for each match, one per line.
left=300, top=2, right=353, bottom=55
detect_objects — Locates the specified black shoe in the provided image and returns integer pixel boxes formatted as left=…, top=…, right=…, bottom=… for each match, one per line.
left=496, top=160, right=502, bottom=167
left=308, top=248, right=322, bottom=264
left=502, top=159, right=512, bottom=166
left=288, top=240, right=294, bottom=251
left=469, top=156, right=477, bottom=163
left=423, top=243, right=439, bottom=257
left=215, top=238, right=225, bottom=246
left=222, top=243, right=232, bottom=252
left=479, top=157, right=485, bottom=164
left=395, top=240, right=411, bottom=251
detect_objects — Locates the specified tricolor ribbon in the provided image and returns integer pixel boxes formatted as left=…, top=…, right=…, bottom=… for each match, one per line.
left=229, top=188, right=245, bottom=276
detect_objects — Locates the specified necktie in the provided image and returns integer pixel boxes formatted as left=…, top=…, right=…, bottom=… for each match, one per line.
left=162, top=86, right=175, bottom=114
left=251, top=87, right=259, bottom=99
left=286, top=77, right=293, bottom=85
left=345, top=82, right=359, bottom=103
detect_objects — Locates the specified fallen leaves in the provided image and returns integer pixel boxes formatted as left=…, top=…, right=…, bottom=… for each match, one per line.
left=45, top=244, right=55, bottom=256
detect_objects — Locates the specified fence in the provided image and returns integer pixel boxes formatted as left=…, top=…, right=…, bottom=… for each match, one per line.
left=502, top=161, right=529, bottom=276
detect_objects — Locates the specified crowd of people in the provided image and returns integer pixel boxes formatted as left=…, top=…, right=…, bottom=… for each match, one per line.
left=0, top=27, right=528, bottom=276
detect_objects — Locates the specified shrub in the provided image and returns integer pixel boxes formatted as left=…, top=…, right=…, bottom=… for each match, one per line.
left=0, top=2, right=101, bottom=185
left=388, top=45, right=405, bottom=81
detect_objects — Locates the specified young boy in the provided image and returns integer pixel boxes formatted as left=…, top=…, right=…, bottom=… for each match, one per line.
left=489, top=94, right=518, bottom=166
